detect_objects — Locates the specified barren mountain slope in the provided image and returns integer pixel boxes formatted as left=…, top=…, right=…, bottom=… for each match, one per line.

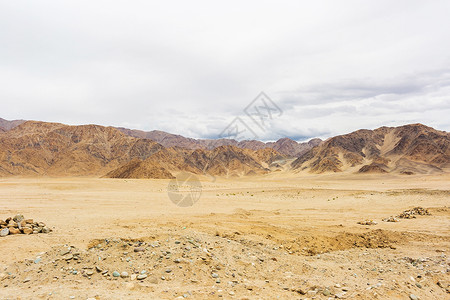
left=105, top=145, right=280, bottom=179
left=292, top=124, right=450, bottom=174
left=115, top=127, right=321, bottom=157
left=0, top=121, right=164, bottom=176
left=0, top=118, right=26, bottom=131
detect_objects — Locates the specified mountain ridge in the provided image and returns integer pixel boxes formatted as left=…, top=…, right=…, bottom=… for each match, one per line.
left=291, top=123, right=450, bottom=174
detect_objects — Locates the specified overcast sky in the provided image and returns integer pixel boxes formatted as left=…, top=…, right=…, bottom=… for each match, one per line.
left=1, top=1, right=449, bottom=141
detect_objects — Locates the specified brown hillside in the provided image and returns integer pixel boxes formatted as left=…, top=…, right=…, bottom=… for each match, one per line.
left=292, top=124, right=450, bottom=174
left=0, top=121, right=164, bottom=176
left=115, top=127, right=321, bottom=157
left=105, top=145, right=278, bottom=179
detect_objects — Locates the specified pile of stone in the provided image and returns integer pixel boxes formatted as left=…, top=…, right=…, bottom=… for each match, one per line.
left=0, top=214, right=51, bottom=237
left=357, top=220, right=378, bottom=225
left=382, top=216, right=400, bottom=222
left=397, top=207, right=430, bottom=219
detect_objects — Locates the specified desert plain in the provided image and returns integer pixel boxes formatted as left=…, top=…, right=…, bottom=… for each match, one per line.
left=0, top=173, right=449, bottom=299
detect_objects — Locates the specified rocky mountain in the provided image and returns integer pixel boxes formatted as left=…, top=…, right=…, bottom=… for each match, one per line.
left=115, top=127, right=321, bottom=157
left=0, top=118, right=25, bottom=131
left=291, top=124, right=450, bottom=174
left=0, top=121, right=164, bottom=176
left=105, top=145, right=285, bottom=179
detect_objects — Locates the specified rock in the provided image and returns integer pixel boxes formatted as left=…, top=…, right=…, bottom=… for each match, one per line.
left=112, top=271, right=120, bottom=277
left=149, top=277, right=158, bottom=284
left=409, top=294, right=418, bottom=300
left=42, top=227, right=50, bottom=234
left=23, top=228, right=33, bottom=235
left=13, top=214, right=24, bottom=223
left=0, top=228, right=9, bottom=237
left=121, top=272, right=129, bottom=278
left=357, top=220, right=377, bottom=225
left=25, top=219, right=33, bottom=224
left=212, top=272, right=219, bottom=278
left=60, top=247, right=71, bottom=256
left=437, top=280, right=448, bottom=288
left=165, top=269, right=172, bottom=273
left=322, top=289, right=331, bottom=296
left=7, top=221, right=18, bottom=228
left=134, top=247, right=145, bottom=252
left=130, top=274, right=137, bottom=281
left=23, top=278, right=31, bottom=283
left=335, top=292, right=345, bottom=299
left=294, top=287, right=306, bottom=295
left=64, top=254, right=74, bottom=260
left=85, top=270, right=94, bottom=276
left=137, top=274, right=147, bottom=280
left=9, top=228, right=20, bottom=235
left=34, top=258, right=41, bottom=264
left=95, top=266, right=102, bottom=273
left=0, top=220, right=7, bottom=226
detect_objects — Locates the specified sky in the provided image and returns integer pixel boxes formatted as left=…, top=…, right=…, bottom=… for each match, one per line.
left=1, top=1, right=450, bottom=141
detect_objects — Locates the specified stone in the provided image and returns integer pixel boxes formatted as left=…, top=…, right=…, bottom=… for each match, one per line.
left=134, top=247, right=145, bottom=252
left=7, top=221, right=18, bottom=228
left=121, top=272, right=129, bottom=278
left=23, top=228, right=33, bottom=235
left=95, top=266, right=102, bottom=273
left=112, top=271, right=120, bottom=277
left=34, top=258, right=41, bottom=264
left=409, top=294, right=418, bottom=300
left=0, top=228, right=9, bottom=237
left=60, top=247, right=71, bottom=256
left=212, top=273, right=219, bottom=278
left=64, top=254, right=74, bottom=260
left=86, top=270, right=94, bottom=276
left=149, top=277, right=158, bottom=284
left=165, top=269, right=172, bottom=273
left=23, top=278, right=31, bottom=283
left=9, top=228, right=20, bottom=235
left=130, top=274, right=137, bottom=280
left=13, top=214, right=24, bottom=223
left=137, top=274, right=147, bottom=280
left=42, top=227, right=51, bottom=234
left=322, top=289, right=331, bottom=296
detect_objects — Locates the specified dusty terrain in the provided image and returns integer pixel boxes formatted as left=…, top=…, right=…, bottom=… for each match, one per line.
left=0, top=173, right=449, bottom=299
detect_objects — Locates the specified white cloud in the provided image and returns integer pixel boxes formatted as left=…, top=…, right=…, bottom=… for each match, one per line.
left=1, top=1, right=449, bottom=141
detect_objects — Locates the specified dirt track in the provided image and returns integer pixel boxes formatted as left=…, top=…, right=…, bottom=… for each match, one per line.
left=0, top=173, right=449, bottom=299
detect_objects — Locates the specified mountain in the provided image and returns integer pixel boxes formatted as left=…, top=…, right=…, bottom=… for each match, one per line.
left=0, top=118, right=26, bottom=131
left=105, top=145, right=283, bottom=179
left=291, top=124, right=450, bottom=174
left=115, top=127, right=321, bottom=157
left=0, top=121, right=164, bottom=176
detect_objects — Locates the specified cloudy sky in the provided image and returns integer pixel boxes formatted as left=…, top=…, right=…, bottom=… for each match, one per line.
left=1, top=1, right=449, bottom=141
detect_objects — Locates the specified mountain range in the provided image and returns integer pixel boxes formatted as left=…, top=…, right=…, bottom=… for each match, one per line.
left=0, top=118, right=449, bottom=178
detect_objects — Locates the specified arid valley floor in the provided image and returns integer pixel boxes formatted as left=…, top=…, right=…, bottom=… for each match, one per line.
left=0, top=173, right=449, bottom=299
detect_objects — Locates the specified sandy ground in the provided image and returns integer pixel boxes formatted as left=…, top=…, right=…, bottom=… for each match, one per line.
left=0, top=173, right=449, bottom=299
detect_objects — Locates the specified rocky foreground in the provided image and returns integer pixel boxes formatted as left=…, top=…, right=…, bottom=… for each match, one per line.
left=0, top=225, right=449, bottom=299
